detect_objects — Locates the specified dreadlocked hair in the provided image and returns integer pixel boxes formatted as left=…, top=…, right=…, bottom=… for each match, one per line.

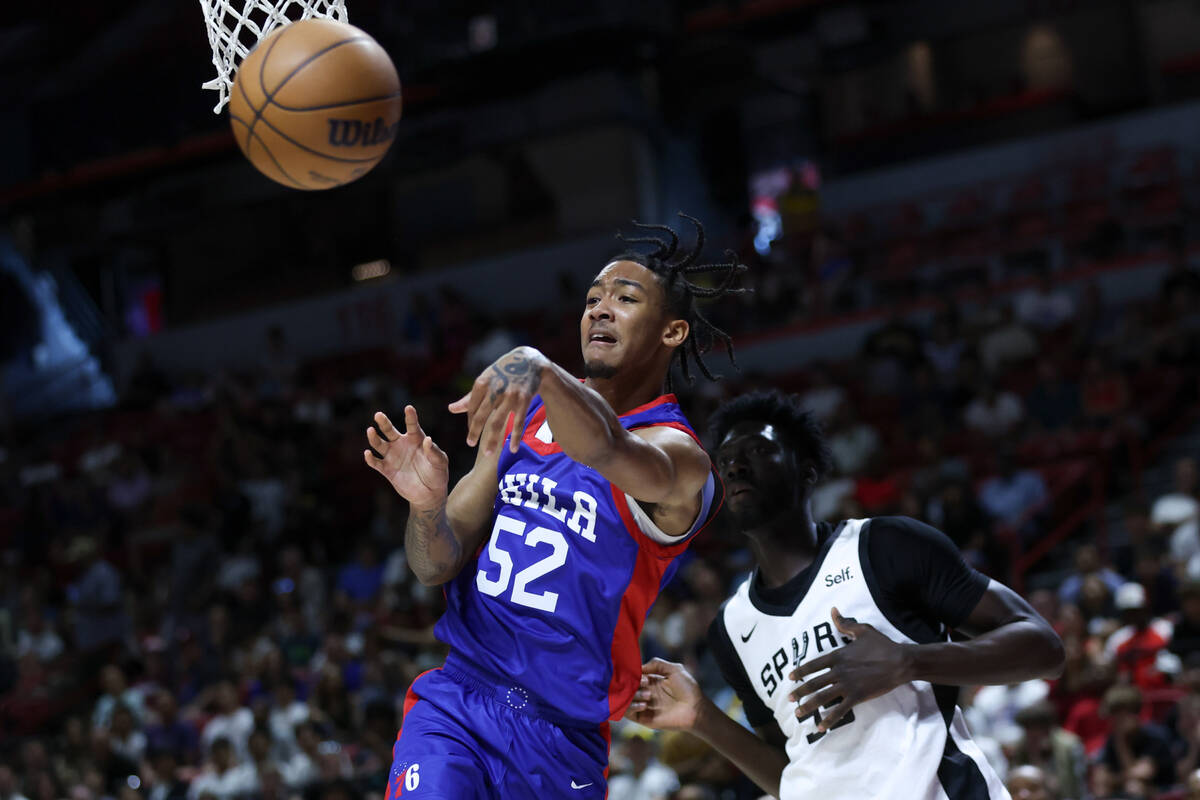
left=613, top=213, right=748, bottom=390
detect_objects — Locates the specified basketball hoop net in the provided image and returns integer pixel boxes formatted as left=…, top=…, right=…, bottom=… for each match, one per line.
left=198, top=0, right=349, bottom=113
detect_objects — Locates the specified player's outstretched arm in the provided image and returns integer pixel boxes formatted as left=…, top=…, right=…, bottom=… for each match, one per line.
left=365, top=407, right=499, bottom=586
left=627, top=659, right=788, bottom=799
left=449, top=346, right=709, bottom=514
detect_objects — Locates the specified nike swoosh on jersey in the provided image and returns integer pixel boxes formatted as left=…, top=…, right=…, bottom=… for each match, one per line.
left=740, top=624, right=757, bottom=642
left=571, top=780, right=593, bottom=789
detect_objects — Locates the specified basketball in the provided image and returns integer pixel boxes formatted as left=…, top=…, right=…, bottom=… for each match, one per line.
left=228, top=18, right=402, bottom=190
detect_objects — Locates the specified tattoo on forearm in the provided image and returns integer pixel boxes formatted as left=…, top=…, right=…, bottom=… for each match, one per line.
left=488, top=352, right=542, bottom=402
left=405, top=505, right=461, bottom=579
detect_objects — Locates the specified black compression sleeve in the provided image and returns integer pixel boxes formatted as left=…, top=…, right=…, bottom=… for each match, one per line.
left=864, top=516, right=990, bottom=633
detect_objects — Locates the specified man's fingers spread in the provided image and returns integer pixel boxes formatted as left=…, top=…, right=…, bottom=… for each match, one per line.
left=401, top=406, right=423, bottom=437
left=375, top=411, right=401, bottom=440
left=366, top=427, right=388, bottom=453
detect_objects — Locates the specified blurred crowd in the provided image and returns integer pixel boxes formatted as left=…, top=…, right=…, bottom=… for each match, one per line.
left=0, top=210, right=1199, bottom=800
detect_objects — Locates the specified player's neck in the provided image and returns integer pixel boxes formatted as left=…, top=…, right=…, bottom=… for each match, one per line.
left=583, top=371, right=667, bottom=415
left=744, top=507, right=820, bottom=590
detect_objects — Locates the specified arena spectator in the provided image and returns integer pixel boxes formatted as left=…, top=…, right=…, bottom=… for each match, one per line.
left=144, top=691, right=198, bottom=763
left=93, top=665, right=145, bottom=729
left=1058, top=545, right=1126, bottom=608
left=978, top=450, right=1048, bottom=533
left=978, top=304, right=1039, bottom=373
left=67, top=536, right=129, bottom=657
left=199, top=681, right=254, bottom=761
left=1005, top=764, right=1054, bottom=800
left=1015, top=273, right=1076, bottom=332
left=336, top=542, right=384, bottom=606
left=280, top=721, right=321, bottom=790
left=966, top=679, right=1051, bottom=758
left=145, top=748, right=189, bottom=800
left=266, top=680, right=308, bottom=761
left=1009, top=701, right=1085, bottom=800
left=14, top=605, right=64, bottom=664
left=826, top=404, right=881, bottom=476
left=964, top=381, right=1026, bottom=438
left=1095, top=685, right=1175, bottom=794
left=188, top=736, right=256, bottom=800
left=1104, top=583, right=1173, bottom=691
left=106, top=704, right=147, bottom=765
left=608, top=727, right=681, bottom=800
left=1152, top=456, right=1199, bottom=543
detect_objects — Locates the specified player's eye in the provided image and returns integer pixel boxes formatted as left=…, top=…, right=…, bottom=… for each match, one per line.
left=619, top=295, right=636, bottom=303
left=586, top=296, right=599, bottom=306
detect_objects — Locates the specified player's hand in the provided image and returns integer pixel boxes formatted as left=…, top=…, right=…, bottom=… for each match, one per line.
left=448, top=346, right=548, bottom=455
left=787, top=608, right=913, bottom=732
left=624, top=658, right=704, bottom=731
left=364, top=407, right=449, bottom=511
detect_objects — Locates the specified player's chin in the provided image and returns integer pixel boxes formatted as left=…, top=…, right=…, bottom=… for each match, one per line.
left=727, top=498, right=766, bottom=527
left=582, top=356, right=620, bottom=380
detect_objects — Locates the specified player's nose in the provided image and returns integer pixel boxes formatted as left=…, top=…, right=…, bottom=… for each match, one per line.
left=587, top=299, right=613, bottom=321
left=722, top=455, right=750, bottom=482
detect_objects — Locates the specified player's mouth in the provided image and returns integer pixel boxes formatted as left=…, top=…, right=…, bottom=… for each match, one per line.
left=587, top=331, right=618, bottom=348
left=727, top=481, right=756, bottom=499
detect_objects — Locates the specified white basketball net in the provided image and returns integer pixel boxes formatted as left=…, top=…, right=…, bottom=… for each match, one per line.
left=199, top=0, right=350, bottom=113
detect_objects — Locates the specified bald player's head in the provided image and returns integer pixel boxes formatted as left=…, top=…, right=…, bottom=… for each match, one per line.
left=1007, top=765, right=1052, bottom=800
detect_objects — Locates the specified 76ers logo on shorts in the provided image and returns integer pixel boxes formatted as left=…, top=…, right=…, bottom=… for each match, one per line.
left=386, top=763, right=420, bottom=797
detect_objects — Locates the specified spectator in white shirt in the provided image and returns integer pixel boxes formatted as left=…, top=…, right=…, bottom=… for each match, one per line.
left=608, top=727, right=680, bottom=800
left=1153, top=457, right=1199, bottom=554
left=201, top=682, right=254, bottom=762
left=979, top=305, right=1039, bottom=373
left=1016, top=274, right=1076, bottom=331
left=281, top=721, right=322, bottom=791
left=267, top=681, right=308, bottom=761
left=15, top=608, right=63, bottom=663
left=827, top=405, right=881, bottom=477
left=188, top=737, right=257, bottom=800
left=965, top=381, right=1026, bottom=438
left=107, top=704, right=147, bottom=765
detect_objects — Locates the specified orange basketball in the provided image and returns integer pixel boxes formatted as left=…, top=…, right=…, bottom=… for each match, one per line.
left=228, top=18, right=402, bottom=190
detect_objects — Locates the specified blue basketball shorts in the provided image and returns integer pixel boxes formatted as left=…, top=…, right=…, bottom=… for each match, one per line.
left=385, top=658, right=610, bottom=800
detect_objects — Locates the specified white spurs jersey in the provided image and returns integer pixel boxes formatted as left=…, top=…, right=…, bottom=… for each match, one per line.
left=709, top=518, right=1008, bottom=800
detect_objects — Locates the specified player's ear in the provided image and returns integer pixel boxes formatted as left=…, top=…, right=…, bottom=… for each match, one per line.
left=800, top=459, right=818, bottom=489
left=662, top=318, right=689, bottom=349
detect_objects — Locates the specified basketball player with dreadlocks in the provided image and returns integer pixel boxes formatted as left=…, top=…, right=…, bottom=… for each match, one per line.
left=364, top=214, right=744, bottom=800
left=626, top=390, right=1065, bottom=800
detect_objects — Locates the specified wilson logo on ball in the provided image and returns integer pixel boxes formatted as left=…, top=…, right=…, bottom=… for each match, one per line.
left=327, top=118, right=399, bottom=147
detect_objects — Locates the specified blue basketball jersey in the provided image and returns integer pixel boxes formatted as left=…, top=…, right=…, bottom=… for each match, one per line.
left=433, top=392, right=720, bottom=726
